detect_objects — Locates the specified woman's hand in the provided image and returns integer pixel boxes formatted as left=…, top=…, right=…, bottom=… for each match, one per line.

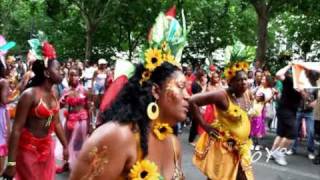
left=203, top=124, right=219, bottom=139
left=3, top=166, right=16, bottom=178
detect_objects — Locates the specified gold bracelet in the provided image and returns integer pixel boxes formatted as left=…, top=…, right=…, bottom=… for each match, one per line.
left=7, top=161, right=16, bottom=166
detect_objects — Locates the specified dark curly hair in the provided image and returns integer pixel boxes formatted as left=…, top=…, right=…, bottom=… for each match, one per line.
left=101, top=62, right=180, bottom=157
left=25, top=59, right=56, bottom=89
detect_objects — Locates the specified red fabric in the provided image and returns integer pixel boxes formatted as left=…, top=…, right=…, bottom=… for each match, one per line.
left=42, top=41, right=57, bottom=60
left=198, top=105, right=216, bottom=134
left=99, top=75, right=128, bottom=112
left=166, top=5, right=176, bottom=17
left=30, top=100, right=59, bottom=119
left=209, top=65, right=216, bottom=72
left=186, top=74, right=196, bottom=95
left=65, top=96, right=86, bottom=106
left=66, top=109, right=89, bottom=131
left=15, top=127, right=55, bottom=180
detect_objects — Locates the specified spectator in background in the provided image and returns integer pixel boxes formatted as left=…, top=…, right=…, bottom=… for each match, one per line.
left=92, top=59, right=108, bottom=108
left=254, top=69, right=263, bottom=88
left=188, top=69, right=207, bottom=146
left=184, top=66, right=196, bottom=95
left=250, top=75, right=275, bottom=151
left=313, top=78, right=320, bottom=164
left=270, top=63, right=302, bottom=166
left=16, top=58, right=26, bottom=81
left=247, top=70, right=254, bottom=89
left=288, top=71, right=319, bottom=160
left=83, top=60, right=96, bottom=91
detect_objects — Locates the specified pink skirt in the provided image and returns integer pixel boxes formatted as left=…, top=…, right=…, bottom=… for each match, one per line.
left=69, top=120, right=87, bottom=170
left=0, top=144, right=8, bottom=156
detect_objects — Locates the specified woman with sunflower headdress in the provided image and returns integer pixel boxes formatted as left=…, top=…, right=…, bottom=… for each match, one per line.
left=190, top=41, right=255, bottom=180
left=70, top=6, right=188, bottom=180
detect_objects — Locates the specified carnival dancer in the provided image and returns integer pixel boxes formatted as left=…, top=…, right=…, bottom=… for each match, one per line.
left=190, top=41, right=255, bottom=180
left=0, top=35, right=15, bottom=174
left=0, top=67, right=10, bottom=175
left=57, top=68, right=92, bottom=171
left=3, top=32, right=68, bottom=180
left=70, top=6, right=188, bottom=180
left=269, top=63, right=302, bottom=166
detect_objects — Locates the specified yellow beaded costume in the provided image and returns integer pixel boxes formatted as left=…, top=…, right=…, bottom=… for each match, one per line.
left=193, top=93, right=254, bottom=180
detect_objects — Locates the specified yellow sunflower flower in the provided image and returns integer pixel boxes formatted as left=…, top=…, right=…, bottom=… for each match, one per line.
left=153, top=122, right=173, bottom=140
left=224, top=67, right=236, bottom=81
left=239, top=61, right=249, bottom=72
left=145, top=48, right=163, bottom=71
left=233, top=62, right=242, bottom=72
left=163, top=53, right=176, bottom=65
left=129, top=160, right=161, bottom=180
left=139, top=70, right=152, bottom=85
left=161, top=41, right=168, bottom=51
left=228, top=105, right=242, bottom=120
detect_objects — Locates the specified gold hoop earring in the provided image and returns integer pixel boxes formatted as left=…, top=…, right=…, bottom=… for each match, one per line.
left=147, top=102, right=159, bottom=120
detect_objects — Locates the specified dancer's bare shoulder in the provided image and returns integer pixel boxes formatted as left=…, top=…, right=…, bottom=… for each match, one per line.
left=70, top=122, right=137, bottom=180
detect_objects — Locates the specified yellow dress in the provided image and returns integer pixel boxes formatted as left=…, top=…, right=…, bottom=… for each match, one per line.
left=193, top=94, right=254, bottom=180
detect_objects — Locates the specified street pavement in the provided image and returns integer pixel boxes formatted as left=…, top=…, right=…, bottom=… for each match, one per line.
left=56, top=127, right=320, bottom=180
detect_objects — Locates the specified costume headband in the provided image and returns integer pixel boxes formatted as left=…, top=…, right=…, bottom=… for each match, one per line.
left=0, top=35, right=16, bottom=56
left=140, top=6, right=188, bottom=84
left=223, top=40, right=255, bottom=81
left=28, top=31, right=57, bottom=67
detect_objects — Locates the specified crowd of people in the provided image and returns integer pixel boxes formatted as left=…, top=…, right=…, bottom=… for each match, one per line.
left=0, top=6, right=319, bottom=180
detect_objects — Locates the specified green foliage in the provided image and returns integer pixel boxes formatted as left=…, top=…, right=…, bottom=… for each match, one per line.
left=0, top=0, right=318, bottom=66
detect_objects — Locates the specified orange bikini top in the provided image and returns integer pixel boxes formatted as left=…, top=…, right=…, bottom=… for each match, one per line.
left=30, top=94, right=59, bottom=119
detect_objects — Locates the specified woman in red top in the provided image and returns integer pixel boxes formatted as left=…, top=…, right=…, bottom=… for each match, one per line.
left=3, top=42, right=68, bottom=180
left=59, top=68, right=92, bottom=171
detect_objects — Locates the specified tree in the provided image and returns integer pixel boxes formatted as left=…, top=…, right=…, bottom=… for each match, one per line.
left=68, top=0, right=115, bottom=60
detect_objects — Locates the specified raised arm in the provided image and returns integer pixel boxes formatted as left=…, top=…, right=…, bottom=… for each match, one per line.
left=276, top=64, right=292, bottom=81
left=189, top=89, right=228, bottom=137
left=70, top=123, right=134, bottom=180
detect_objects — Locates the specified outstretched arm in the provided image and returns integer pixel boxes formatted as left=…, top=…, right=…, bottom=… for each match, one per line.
left=276, top=64, right=292, bottom=81
left=189, top=89, right=228, bottom=137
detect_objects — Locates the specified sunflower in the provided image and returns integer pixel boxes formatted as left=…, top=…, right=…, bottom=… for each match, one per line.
left=153, top=122, right=173, bottom=140
left=239, top=61, right=249, bottom=71
left=233, top=62, right=242, bottom=72
left=161, top=41, right=168, bottom=51
left=224, top=67, right=236, bottom=81
left=163, top=53, right=176, bottom=65
left=140, top=70, right=152, bottom=85
left=129, top=160, right=161, bottom=180
left=228, top=105, right=242, bottom=120
left=145, top=48, right=163, bottom=71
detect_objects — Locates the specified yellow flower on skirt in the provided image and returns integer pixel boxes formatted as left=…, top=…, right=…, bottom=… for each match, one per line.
left=145, top=48, right=163, bottom=71
left=129, top=160, right=161, bottom=180
left=153, top=123, right=173, bottom=140
left=227, top=105, right=242, bottom=121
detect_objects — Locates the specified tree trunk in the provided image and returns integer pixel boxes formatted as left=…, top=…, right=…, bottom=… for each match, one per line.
left=253, top=2, right=269, bottom=68
left=85, top=29, right=93, bottom=61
